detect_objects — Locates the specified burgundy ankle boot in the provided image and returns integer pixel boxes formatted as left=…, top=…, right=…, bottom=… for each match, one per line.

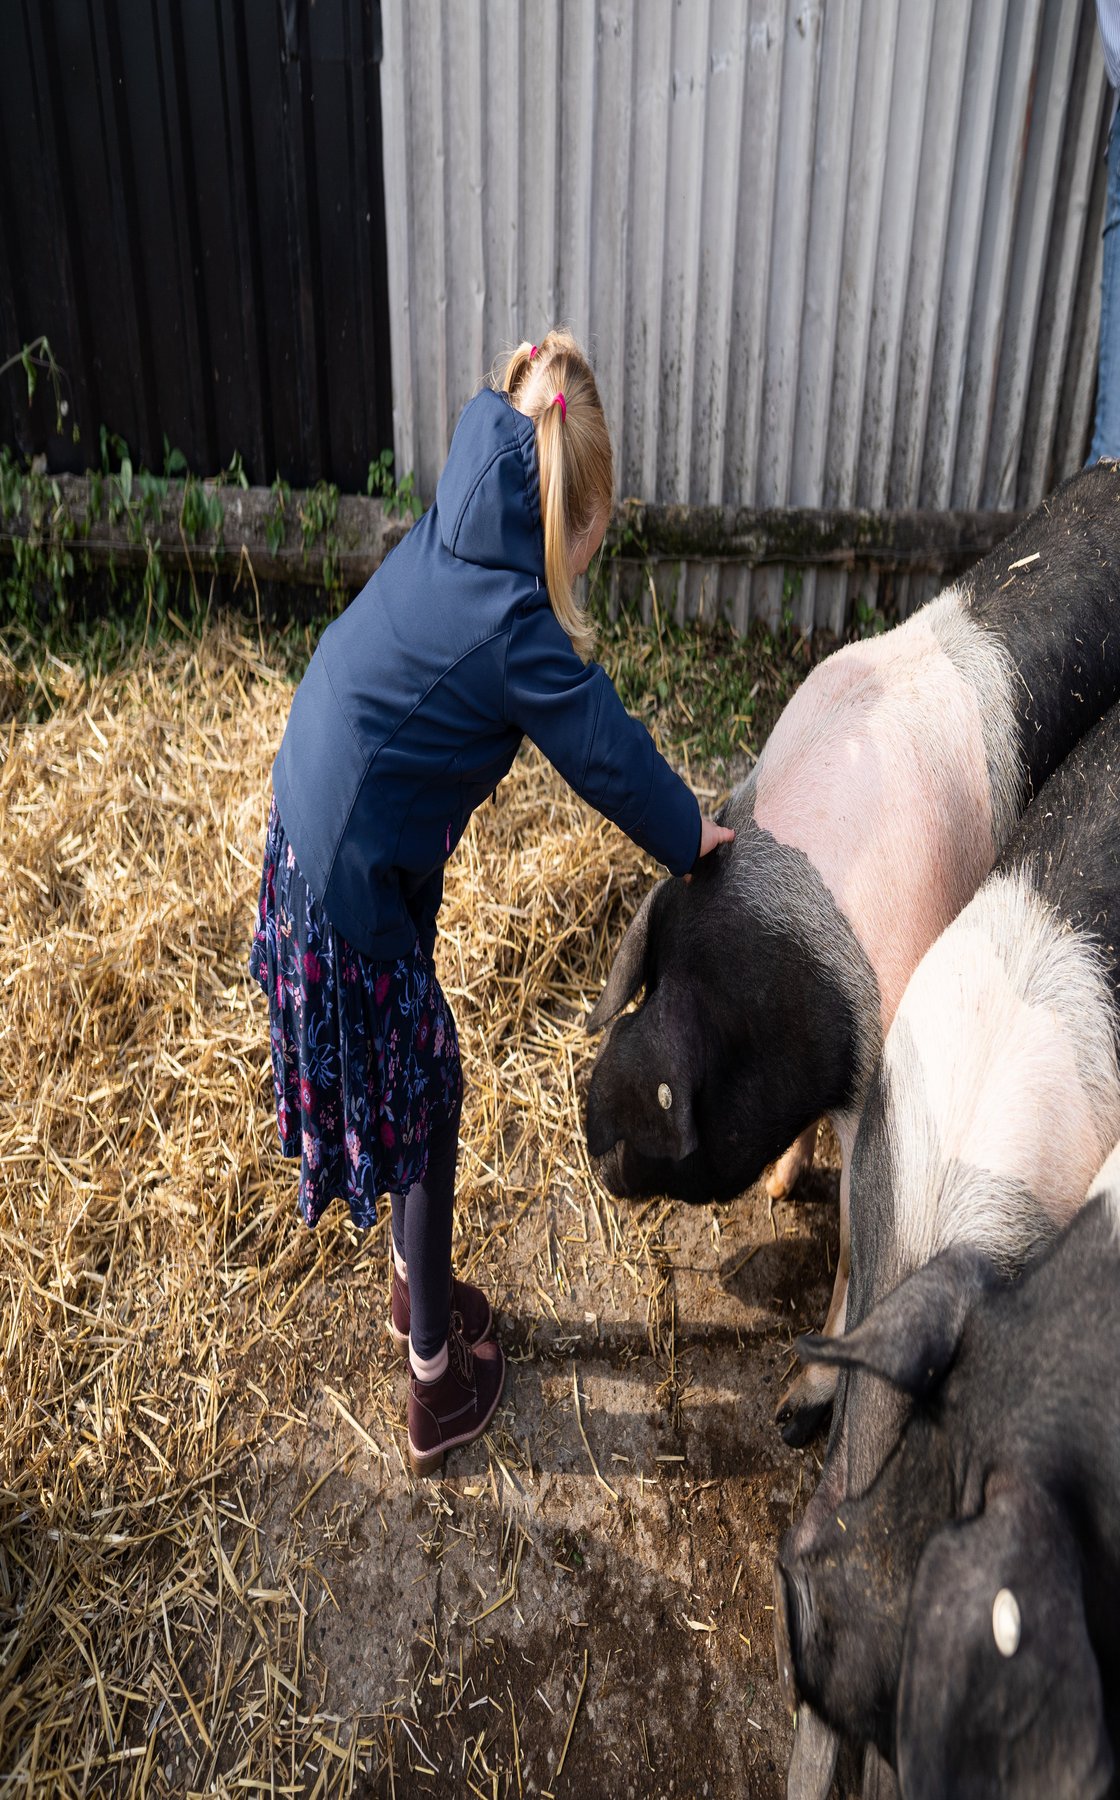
left=389, top=1266, right=493, bottom=1354
left=407, top=1316, right=506, bottom=1477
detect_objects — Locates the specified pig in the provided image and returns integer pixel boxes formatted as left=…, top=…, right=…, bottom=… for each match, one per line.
left=773, top=1139, right=1120, bottom=1798
left=585, top=462, right=1120, bottom=1445
left=775, top=696, right=1120, bottom=1796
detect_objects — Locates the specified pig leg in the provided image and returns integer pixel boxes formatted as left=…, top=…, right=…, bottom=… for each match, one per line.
left=774, top=1155, right=850, bottom=1445
left=766, top=1121, right=820, bottom=1200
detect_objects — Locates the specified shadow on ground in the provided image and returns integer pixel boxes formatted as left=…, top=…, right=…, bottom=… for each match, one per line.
left=254, top=1166, right=841, bottom=1797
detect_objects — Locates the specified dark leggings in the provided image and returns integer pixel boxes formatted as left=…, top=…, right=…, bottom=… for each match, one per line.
left=389, top=1094, right=461, bottom=1359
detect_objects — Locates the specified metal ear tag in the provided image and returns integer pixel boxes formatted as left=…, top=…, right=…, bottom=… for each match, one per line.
left=992, top=1588, right=1021, bottom=1657
left=657, top=1083, right=673, bottom=1110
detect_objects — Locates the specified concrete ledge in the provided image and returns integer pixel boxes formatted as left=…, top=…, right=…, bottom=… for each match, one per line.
left=0, top=473, right=1025, bottom=590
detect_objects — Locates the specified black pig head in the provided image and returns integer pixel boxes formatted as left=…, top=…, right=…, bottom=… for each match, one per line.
left=897, top=1482, right=1113, bottom=1800
left=584, top=816, right=873, bottom=1205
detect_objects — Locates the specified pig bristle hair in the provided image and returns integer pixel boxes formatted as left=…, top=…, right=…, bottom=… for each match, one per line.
left=884, top=869, right=1120, bottom=1273
left=723, top=780, right=881, bottom=1096
left=924, top=587, right=1025, bottom=853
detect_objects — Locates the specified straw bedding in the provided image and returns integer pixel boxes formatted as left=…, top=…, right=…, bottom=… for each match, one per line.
left=0, top=622, right=693, bottom=1793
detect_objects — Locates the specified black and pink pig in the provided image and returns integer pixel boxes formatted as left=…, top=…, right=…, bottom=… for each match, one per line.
left=585, top=462, right=1120, bottom=1444
left=776, top=695, right=1120, bottom=1798
left=773, top=1139, right=1120, bottom=1799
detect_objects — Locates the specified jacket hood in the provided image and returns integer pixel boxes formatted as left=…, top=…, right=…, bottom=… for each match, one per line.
left=435, top=388, right=545, bottom=577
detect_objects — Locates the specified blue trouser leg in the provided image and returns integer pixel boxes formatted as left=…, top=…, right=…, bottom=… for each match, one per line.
left=1092, top=103, right=1120, bottom=463
left=389, top=1096, right=461, bottom=1359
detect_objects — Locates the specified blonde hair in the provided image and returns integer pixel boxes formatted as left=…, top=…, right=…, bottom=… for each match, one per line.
left=496, top=328, right=613, bottom=659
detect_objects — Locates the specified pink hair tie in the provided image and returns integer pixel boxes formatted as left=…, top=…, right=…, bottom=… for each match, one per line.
left=553, top=391, right=567, bottom=422
left=529, top=344, right=539, bottom=359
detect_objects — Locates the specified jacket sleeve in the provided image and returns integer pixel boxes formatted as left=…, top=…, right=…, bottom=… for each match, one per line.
left=503, top=601, right=701, bottom=876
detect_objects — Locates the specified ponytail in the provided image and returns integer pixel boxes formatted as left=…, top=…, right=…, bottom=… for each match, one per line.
left=496, top=329, right=613, bottom=660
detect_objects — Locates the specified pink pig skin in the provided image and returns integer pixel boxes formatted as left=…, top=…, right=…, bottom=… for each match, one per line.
left=755, top=613, right=995, bottom=1039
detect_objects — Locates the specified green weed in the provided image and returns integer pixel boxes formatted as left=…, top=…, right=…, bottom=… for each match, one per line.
left=590, top=594, right=814, bottom=775
left=367, top=448, right=422, bottom=520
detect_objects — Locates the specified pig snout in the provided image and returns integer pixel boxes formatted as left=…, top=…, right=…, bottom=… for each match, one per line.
left=584, top=1092, right=617, bottom=1162
left=772, top=1558, right=805, bottom=1716
left=584, top=1085, right=690, bottom=1199
left=588, top=1137, right=628, bottom=1196
left=584, top=1006, right=714, bottom=1200
left=584, top=1066, right=647, bottom=1195
left=772, top=1547, right=839, bottom=1728
left=772, top=1519, right=909, bottom=1759
left=584, top=1041, right=638, bottom=1193
left=587, top=1131, right=708, bottom=1205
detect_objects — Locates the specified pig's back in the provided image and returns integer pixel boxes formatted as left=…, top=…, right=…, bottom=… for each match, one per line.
left=751, top=463, right=1120, bottom=1040
left=752, top=592, right=1019, bottom=1034
left=888, top=872, right=1120, bottom=1259
left=1000, top=701, right=1120, bottom=1012
left=883, top=709, right=1120, bottom=1267
left=963, top=460, right=1120, bottom=800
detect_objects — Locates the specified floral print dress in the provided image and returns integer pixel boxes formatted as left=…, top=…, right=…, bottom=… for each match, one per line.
left=248, top=797, right=462, bottom=1228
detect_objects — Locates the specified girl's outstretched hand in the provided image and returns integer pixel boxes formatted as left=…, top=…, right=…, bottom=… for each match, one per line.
left=699, top=815, right=735, bottom=858
left=685, top=816, right=735, bottom=880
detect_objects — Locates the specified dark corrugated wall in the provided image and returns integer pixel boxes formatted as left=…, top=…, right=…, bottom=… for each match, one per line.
left=0, top=0, right=392, bottom=490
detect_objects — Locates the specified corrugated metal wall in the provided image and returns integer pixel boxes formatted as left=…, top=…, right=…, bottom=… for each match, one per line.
left=0, top=0, right=392, bottom=491
left=381, top=0, right=1110, bottom=631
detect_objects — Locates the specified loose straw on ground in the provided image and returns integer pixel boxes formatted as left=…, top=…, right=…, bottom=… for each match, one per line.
left=0, top=621, right=670, bottom=1795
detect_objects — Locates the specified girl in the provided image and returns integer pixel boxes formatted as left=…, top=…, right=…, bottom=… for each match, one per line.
left=249, top=328, right=733, bottom=1476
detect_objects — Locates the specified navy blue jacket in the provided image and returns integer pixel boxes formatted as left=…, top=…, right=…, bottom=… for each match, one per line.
left=272, top=387, right=701, bottom=959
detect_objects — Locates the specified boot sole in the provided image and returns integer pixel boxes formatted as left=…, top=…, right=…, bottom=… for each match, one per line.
left=407, top=1357, right=506, bottom=1478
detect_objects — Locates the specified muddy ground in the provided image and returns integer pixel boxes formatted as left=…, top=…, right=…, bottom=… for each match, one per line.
left=250, top=1138, right=841, bottom=1799
left=0, top=631, right=849, bottom=1797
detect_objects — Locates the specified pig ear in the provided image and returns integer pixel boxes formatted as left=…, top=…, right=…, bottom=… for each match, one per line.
left=896, top=1484, right=1113, bottom=1800
left=586, top=884, right=662, bottom=1031
left=795, top=1244, right=996, bottom=1398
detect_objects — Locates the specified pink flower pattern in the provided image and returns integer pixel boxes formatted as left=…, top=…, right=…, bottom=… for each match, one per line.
left=249, top=797, right=461, bottom=1228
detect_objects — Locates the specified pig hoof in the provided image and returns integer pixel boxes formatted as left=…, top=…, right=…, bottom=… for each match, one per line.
left=775, top=1390, right=833, bottom=1447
